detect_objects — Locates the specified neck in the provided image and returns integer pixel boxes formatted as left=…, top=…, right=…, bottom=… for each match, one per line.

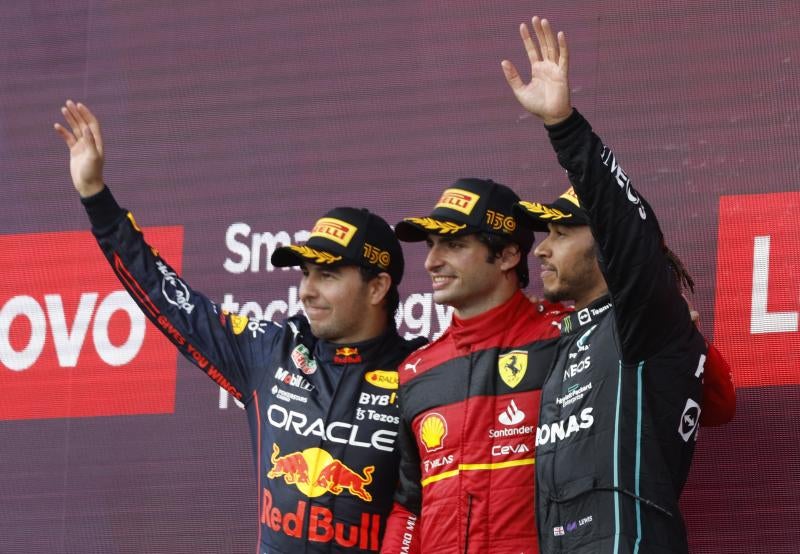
left=572, top=286, right=609, bottom=310
left=453, top=282, right=518, bottom=320
left=332, top=314, right=390, bottom=345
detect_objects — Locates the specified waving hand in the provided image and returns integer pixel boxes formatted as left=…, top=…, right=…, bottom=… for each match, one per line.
left=54, top=100, right=105, bottom=198
left=501, top=16, right=572, bottom=125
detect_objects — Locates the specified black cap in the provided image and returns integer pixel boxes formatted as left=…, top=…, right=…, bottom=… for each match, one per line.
left=271, top=207, right=404, bottom=284
left=515, top=186, right=591, bottom=231
left=395, top=178, right=534, bottom=253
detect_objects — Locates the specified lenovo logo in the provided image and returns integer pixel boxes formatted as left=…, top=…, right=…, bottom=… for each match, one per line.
left=0, top=227, right=183, bottom=420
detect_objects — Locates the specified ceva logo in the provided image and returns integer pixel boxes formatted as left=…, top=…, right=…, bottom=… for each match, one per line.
left=0, top=226, right=183, bottom=420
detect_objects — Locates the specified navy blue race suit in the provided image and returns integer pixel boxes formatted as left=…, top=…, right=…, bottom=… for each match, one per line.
left=534, top=111, right=706, bottom=553
left=82, top=187, right=425, bottom=553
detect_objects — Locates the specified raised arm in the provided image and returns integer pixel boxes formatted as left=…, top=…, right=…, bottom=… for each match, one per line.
left=54, top=102, right=269, bottom=401
left=503, top=18, right=692, bottom=362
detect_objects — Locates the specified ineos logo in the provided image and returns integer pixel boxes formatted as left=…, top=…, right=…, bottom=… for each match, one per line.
left=0, top=292, right=145, bottom=371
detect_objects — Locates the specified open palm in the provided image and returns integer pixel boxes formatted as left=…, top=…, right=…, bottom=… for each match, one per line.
left=502, top=17, right=572, bottom=125
left=54, top=100, right=105, bottom=197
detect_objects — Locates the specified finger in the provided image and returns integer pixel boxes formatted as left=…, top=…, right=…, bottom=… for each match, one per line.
left=533, top=17, right=553, bottom=62
left=53, top=123, right=77, bottom=148
left=81, top=124, right=97, bottom=148
left=520, top=22, right=540, bottom=65
left=67, top=99, right=90, bottom=129
left=540, top=18, right=558, bottom=62
left=690, top=310, right=700, bottom=324
left=501, top=60, right=525, bottom=92
left=61, top=102, right=82, bottom=137
left=557, top=31, right=569, bottom=73
left=77, top=103, right=103, bottom=155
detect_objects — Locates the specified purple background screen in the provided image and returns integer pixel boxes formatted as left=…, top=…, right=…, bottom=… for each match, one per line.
left=1, top=1, right=799, bottom=552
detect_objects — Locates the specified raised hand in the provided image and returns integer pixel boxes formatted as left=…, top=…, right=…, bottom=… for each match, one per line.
left=54, top=100, right=105, bottom=197
left=501, top=16, right=572, bottom=125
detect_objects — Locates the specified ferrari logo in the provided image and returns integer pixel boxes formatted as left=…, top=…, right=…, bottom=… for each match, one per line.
left=498, top=350, right=528, bottom=388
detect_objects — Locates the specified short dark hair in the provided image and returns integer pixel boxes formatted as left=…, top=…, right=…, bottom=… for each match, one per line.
left=476, top=232, right=530, bottom=288
left=359, top=266, right=400, bottom=324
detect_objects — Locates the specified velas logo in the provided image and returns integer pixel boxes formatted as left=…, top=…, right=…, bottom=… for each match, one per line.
left=0, top=227, right=182, bottom=420
left=310, top=217, right=357, bottom=248
left=267, top=444, right=375, bottom=501
left=714, top=191, right=800, bottom=387
left=334, top=347, right=362, bottom=364
left=435, top=188, right=480, bottom=216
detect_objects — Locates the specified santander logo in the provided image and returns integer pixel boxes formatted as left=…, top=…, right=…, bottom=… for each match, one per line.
left=0, top=227, right=183, bottom=420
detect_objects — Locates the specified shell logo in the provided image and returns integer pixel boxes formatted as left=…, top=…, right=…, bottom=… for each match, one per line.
left=419, top=412, right=448, bottom=452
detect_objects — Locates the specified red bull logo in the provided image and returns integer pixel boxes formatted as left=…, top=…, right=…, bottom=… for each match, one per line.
left=261, top=489, right=381, bottom=550
left=268, top=444, right=374, bottom=501
left=334, top=347, right=362, bottom=364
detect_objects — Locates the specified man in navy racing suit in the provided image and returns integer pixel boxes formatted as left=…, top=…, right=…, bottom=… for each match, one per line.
left=502, top=17, right=708, bottom=552
left=54, top=101, right=425, bottom=553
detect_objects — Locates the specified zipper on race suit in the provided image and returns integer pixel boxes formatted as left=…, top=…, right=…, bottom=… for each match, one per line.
left=464, top=493, right=473, bottom=554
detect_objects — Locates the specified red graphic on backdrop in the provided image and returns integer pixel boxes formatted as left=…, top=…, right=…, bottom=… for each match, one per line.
left=0, top=226, right=184, bottom=420
left=714, top=192, right=800, bottom=388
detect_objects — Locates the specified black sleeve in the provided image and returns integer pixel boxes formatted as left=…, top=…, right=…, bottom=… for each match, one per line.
left=392, top=388, right=423, bottom=514
left=82, top=186, right=280, bottom=401
left=546, top=110, right=692, bottom=363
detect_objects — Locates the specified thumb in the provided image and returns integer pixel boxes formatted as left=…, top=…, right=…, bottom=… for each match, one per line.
left=501, top=60, right=525, bottom=92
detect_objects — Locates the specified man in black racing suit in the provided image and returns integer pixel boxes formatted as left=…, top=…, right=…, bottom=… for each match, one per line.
left=503, top=18, right=706, bottom=552
left=55, top=101, right=425, bottom=553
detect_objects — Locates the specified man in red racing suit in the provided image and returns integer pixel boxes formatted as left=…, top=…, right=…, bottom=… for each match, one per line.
left=381, top=178, right=564, bottom=553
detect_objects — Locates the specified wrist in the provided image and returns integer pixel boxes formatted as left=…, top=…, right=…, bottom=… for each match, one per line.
left=542, top=108, right=574, bottom=127
left=77, top=181, right=105, bottom=198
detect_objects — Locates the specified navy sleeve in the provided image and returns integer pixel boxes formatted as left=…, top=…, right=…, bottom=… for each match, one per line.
left=546, top=110, right=692, bottom=363
left=82, top=186, right=280, bottom=402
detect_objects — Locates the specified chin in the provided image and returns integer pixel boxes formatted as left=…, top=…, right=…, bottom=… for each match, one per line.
left=431, top=290, right=452, bottom=306
left=543, top=288, right=569, bottom=304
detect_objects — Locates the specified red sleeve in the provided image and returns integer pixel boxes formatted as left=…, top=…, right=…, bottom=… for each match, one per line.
left=700, top=342, right=736, bottom=426
left=380, top=502, right=420, bottom=554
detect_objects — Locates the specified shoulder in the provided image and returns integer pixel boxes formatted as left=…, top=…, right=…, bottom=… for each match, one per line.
left=397, top=331, right=454, bottom=385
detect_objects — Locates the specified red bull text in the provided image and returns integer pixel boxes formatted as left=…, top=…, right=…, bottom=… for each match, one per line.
left=261, top=489, right=382, bottom=550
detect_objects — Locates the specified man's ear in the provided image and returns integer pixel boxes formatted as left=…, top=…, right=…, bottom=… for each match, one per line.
left=368, top=272, right=392, bottom=306
left=499, top=243, right=522, bottom=272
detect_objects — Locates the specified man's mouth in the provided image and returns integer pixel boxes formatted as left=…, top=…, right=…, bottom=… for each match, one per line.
left=431, top=274, right=455, bottom=290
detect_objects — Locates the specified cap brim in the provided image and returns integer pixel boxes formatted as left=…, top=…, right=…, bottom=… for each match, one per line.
left=514, top=201, right=589, bottom=232
left=395, top=217, right=473, bottom=242
left=271, top=245, right=344, bottom=267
